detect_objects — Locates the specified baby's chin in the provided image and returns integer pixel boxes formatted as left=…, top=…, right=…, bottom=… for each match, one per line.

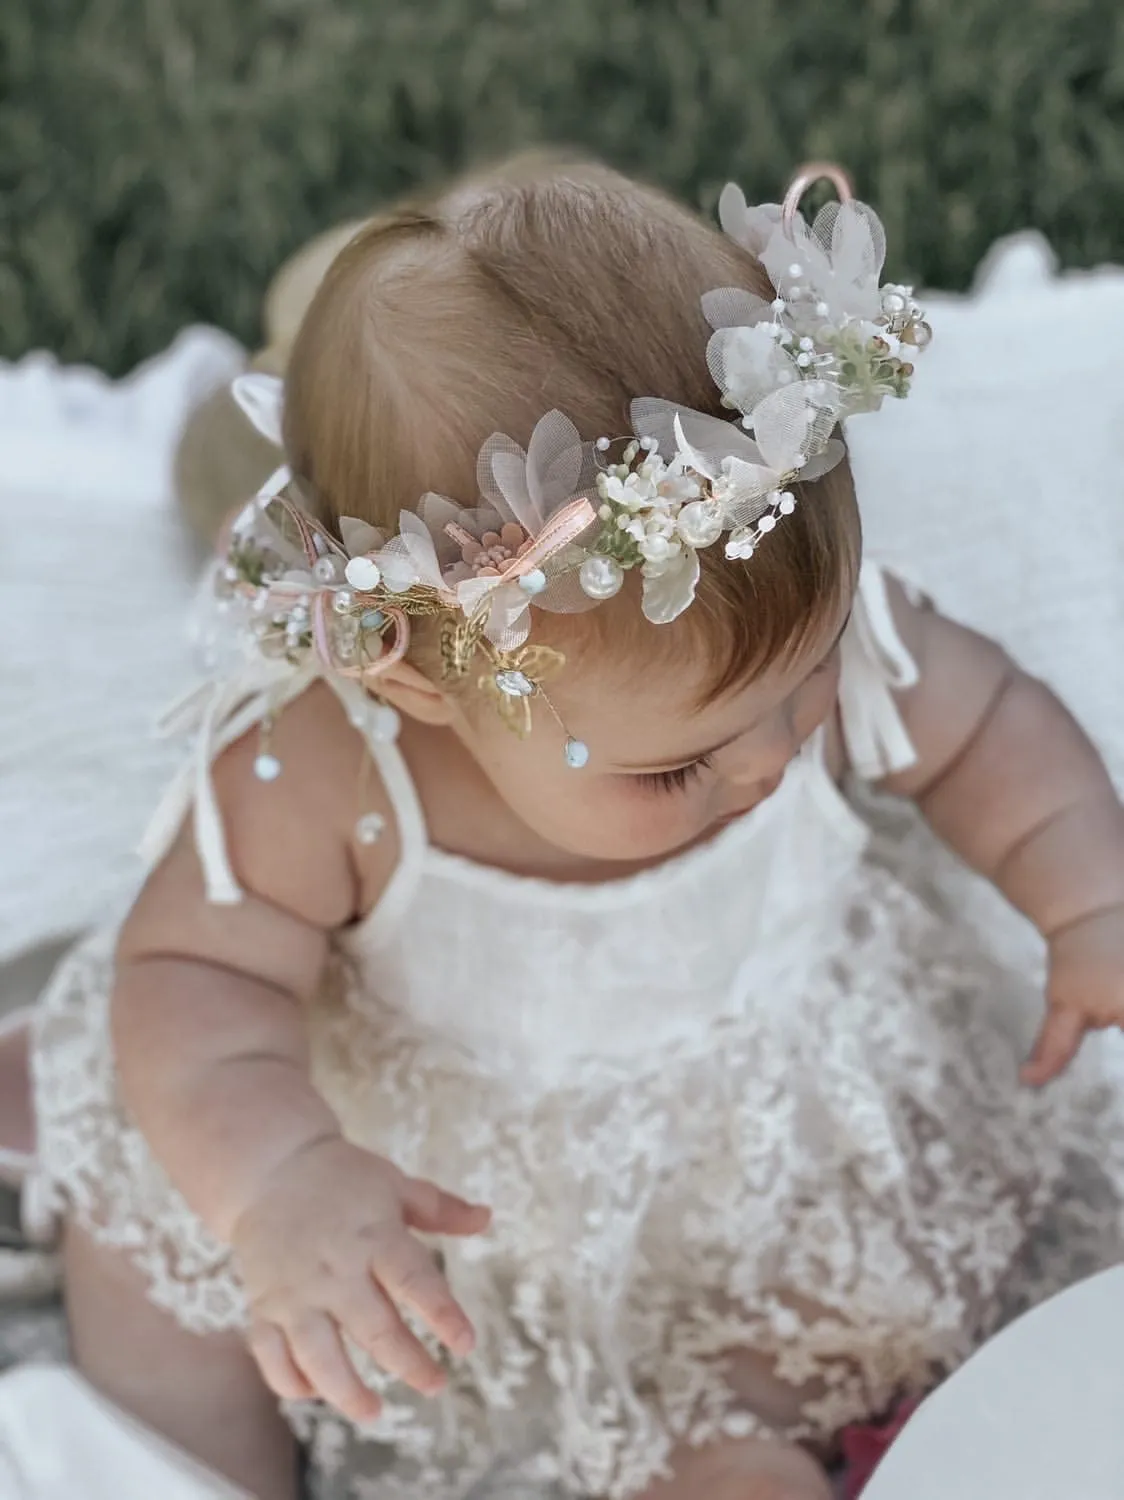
left=518, top=810, right=697, bottom=868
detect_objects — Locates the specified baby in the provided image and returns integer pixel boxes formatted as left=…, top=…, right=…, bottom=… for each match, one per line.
left=32, top=156, right=1124, bottom=1500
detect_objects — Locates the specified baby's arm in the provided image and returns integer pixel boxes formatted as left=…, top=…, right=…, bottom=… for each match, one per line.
left=112, top=685, right=487, bottom=1419
left=874, top=583, right=1124, bottom=1083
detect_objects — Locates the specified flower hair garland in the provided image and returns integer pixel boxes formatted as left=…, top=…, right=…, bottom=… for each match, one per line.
left=214, top=163, right=930, bottom=773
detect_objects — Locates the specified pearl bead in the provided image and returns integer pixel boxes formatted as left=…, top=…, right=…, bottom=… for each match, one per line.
left=676, top=499, right=724, bottom=549
left=771, top=297, right=786, bottom=312
left=788, top=262, right=803, bottom=278
left=313, top=556, right=340, bottom=583
left=355, top=812, right=385, bottom=846
left=638, top=534, right=671, bottom=562
left=639, top=436, right=657, bottom=452
left=596, top=436, right=611, bottom=451
left=253, top=753, right=282, bottom=781
left=815, top=300, right=830, bottom=316
left=796, top=353, right=812, bottom=368
left=778, top=492, right=797, bottom=515
left=332, top=589, right=354, bottom=613
left=360, top=609, right=386, bottom=631
left=495, top=669, right=535, bottom=698
left=518, top=568, right=547, bottom=596
left=579, top=555, right=625, bottom=600
left=909, top=321, right=933, bottom=349
left=758, top=514, right=777, bottom=533
left=344, top=555, right=382, bottom=591
left=564, top=738, right=590, bottom=769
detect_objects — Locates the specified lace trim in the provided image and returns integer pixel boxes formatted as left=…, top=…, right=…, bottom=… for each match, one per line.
left=31, top=872, right=1124, bottom=1499
left=30, top=929, right=244, bottom=1331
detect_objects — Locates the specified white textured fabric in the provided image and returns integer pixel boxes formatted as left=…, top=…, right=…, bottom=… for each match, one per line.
left=0, top=1365, right=251, bottom=1498
left=30, top=563, right=1124, bottom=1500
left=0, top=329, right=245, bottom=963
left=849, top=232, right=1124, bottom=792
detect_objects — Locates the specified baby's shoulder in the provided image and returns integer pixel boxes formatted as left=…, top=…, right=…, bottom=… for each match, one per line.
left=208, top=681, right=400, bottom=927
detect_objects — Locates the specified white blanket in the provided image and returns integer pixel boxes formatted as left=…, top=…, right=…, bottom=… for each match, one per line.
left=0, top=330, right=244, bottom=964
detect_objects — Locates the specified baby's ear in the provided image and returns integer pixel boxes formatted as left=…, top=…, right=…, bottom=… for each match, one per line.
left=374, top=662, right=457, bottom=727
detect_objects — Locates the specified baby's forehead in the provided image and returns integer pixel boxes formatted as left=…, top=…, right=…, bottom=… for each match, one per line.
left=565, top=640, right=821, bottom=763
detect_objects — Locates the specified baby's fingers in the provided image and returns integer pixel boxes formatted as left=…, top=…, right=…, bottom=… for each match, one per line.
left=1022, top=1008, right=1086, bottom=1087
left=370, top=1229, right=476, bottom=1356
left=336, top=1280, right=448, bottom=1396
left=246, top=1320, right=314, bottom=1403
left=400, top=1174, right=491, bottom=1238
left=287, top=1310, right=383, bottom=1425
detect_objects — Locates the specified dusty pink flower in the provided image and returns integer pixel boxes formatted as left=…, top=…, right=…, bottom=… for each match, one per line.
left=458, top=521, right=533, bottom=577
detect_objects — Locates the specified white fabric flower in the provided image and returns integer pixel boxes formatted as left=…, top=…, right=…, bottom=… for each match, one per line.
left=375, top=511, right=454, bottom=598
left=632, top=391, right=844, bottom=540
left=230, top=372, right=285, bottom=447
left=717, top=186, right=784, bottom=258
left=759, top=200, right=887, bottom=325
left=640, top=545, right=701, bottom=625
left=477, top=410, right=599, bottom=534
left=706, top=321, right=804, bottom=417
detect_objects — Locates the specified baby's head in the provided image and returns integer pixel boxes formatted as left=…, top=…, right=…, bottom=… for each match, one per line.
left=281, top=156, right=860, bottom=861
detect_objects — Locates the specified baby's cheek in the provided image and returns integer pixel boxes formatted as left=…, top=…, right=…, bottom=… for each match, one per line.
left=593, top=787, right=701, bottom=857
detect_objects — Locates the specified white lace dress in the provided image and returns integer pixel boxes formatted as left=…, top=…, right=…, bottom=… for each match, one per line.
left=30, top=563, right=1124, bottom=1500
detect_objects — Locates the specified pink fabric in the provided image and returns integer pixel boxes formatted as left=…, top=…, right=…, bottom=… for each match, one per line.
left=839, top=1399, right=920, bottom=1498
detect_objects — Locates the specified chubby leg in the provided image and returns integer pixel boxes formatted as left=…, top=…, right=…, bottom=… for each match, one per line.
left=64, top=1222, right=299, bottom=1499
left=636, top=1335, right=834, bottom=1500
left=638, top=1438, right=833, bottom=1500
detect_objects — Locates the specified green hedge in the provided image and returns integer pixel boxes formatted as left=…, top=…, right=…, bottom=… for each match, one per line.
left=3, top=0, right=1122, bottom=373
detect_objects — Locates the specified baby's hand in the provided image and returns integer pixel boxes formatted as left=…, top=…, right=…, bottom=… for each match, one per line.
left=1022, top=906, right=1124, bottom=1086
left=231, top=1136, right=491, bottom=1423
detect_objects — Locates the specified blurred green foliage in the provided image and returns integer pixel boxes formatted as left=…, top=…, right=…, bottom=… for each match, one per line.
left=3, top=0, right=1123, bottom=372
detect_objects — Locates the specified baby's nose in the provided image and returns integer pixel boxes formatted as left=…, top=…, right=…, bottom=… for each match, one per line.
left=725, top=713, right=799, bottom=788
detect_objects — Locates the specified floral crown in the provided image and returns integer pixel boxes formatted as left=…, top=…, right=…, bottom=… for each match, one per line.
left=218, top=164, right=930, bottom=774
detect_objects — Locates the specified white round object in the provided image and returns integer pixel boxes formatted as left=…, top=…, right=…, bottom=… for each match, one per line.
left=344, top=555, right=382, bottom=591
left=758, top=514, right=777, bottom=533
left=253, top=753, right=282, bottom=782
left=355, top=812, right=385, bottom=846
left=312, top=555, right=340, bottom=583
left=910, top=321, right=934, bottom=349
left=676, top=500, right=724, bottom=549
left=518, top=568, right=547, bottom=596
left=579, top=555, right=625, bottom=600
left=638, top=534, right=672, bottom=563
left=563, top=738, right=590, bottom=769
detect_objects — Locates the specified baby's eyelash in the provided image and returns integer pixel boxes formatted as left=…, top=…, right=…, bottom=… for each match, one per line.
left=633, top=756, right=712, bottom=795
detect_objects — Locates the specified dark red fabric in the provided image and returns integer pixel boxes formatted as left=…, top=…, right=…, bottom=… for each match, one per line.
left=839, top=1399, right=920, bottom=1498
